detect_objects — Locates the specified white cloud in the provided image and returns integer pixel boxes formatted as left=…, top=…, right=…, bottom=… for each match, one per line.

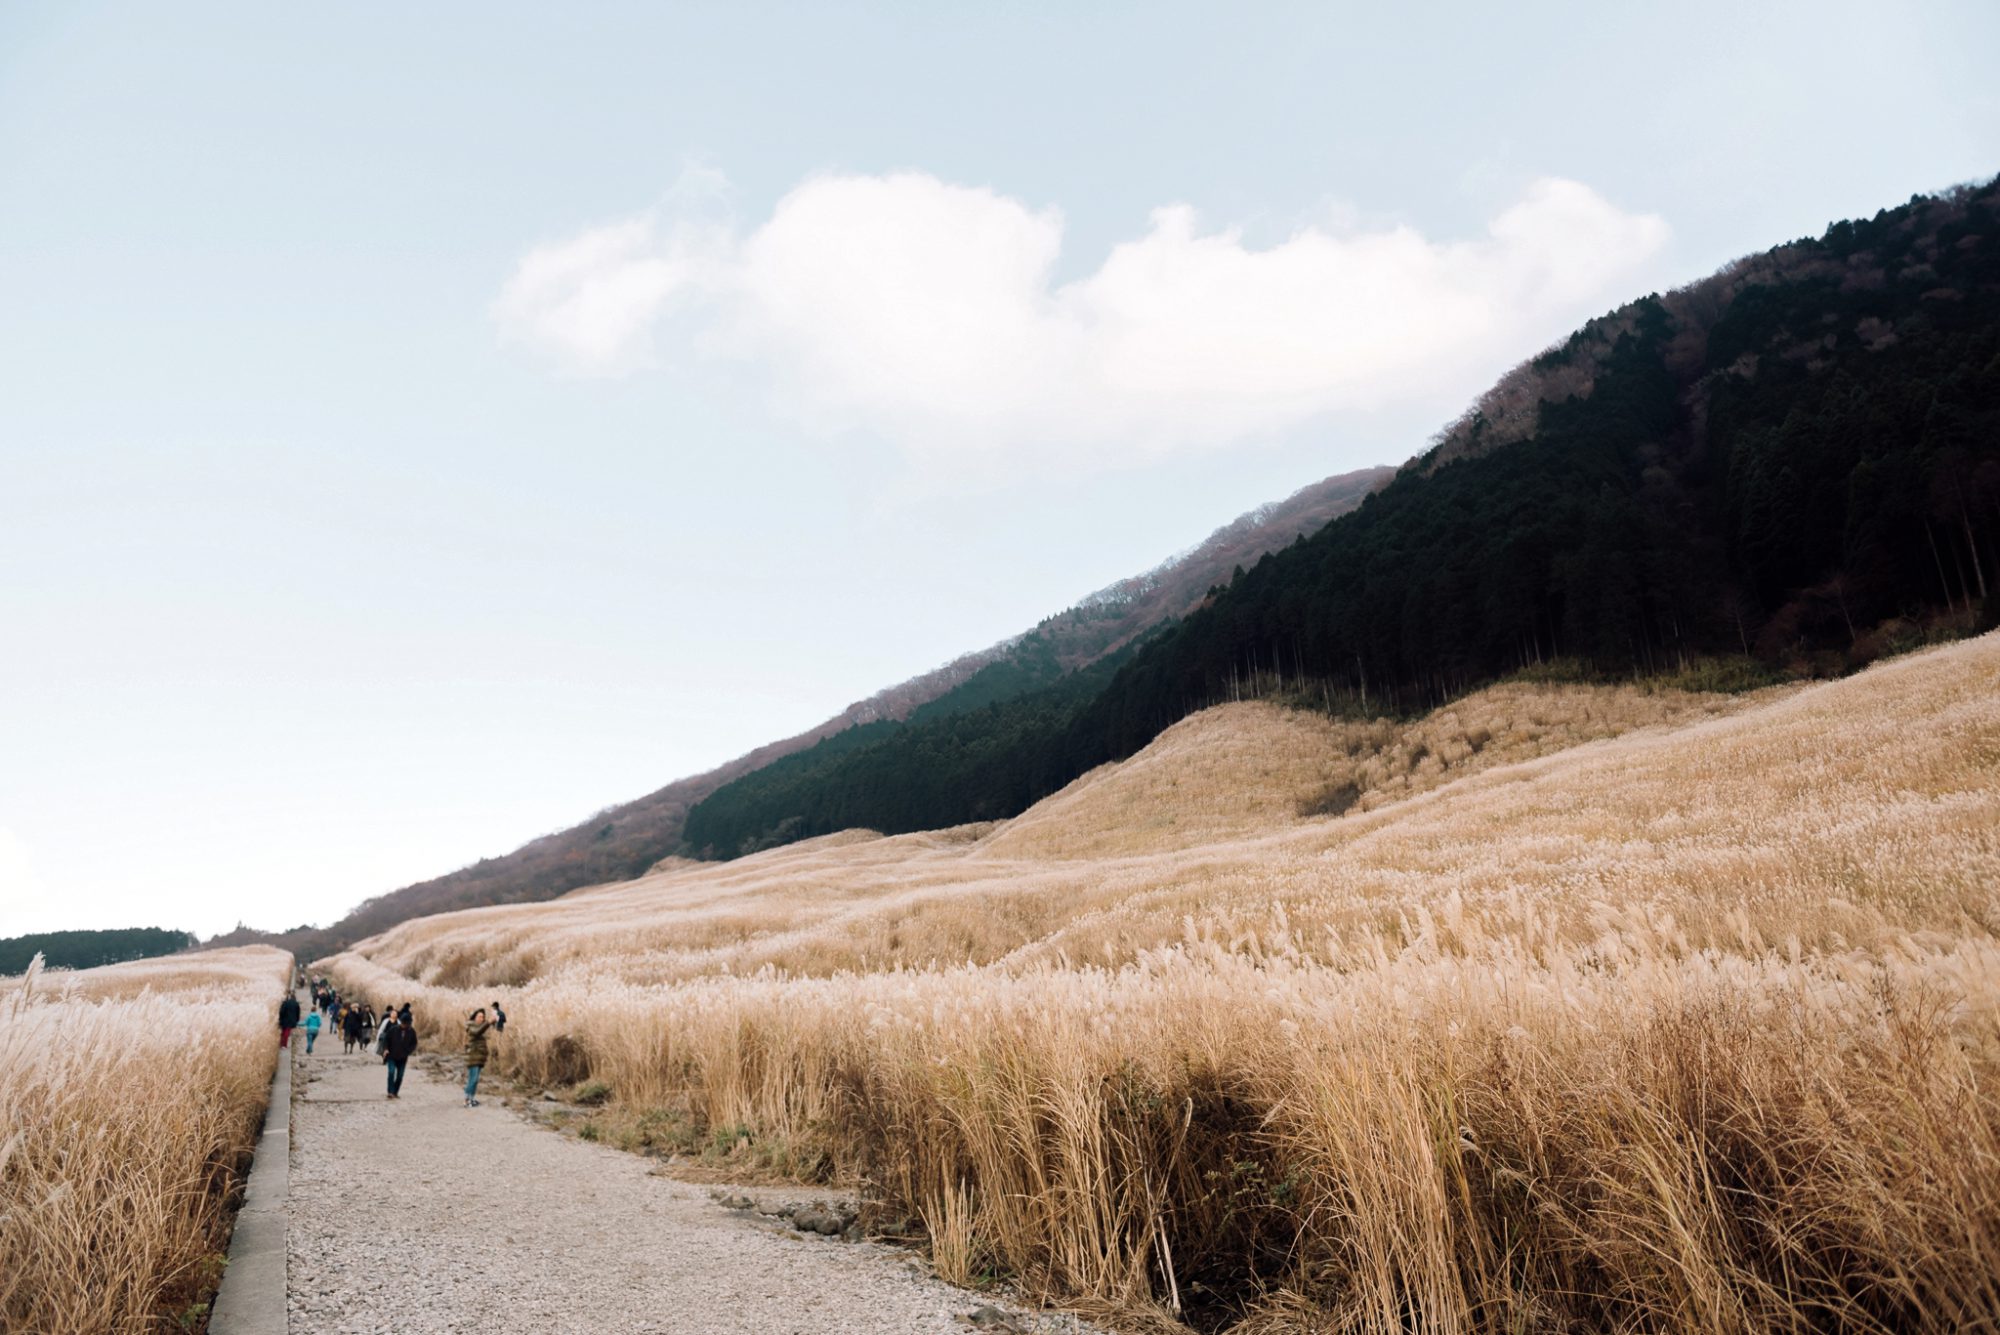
left=493, top=171, right=1669, bottom=470
left=491, top=217, right=711, bottom=376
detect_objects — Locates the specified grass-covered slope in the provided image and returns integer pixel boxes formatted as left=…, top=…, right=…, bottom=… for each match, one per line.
left=0, top=947, right=293, bottom=1333
left=342, top=656, right=1784, bottom=990
left=328, top=634, right=2000, bottom=1330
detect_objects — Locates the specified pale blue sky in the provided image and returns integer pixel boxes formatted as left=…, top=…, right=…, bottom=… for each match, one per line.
left=3, top=2, right=1995, bottom=937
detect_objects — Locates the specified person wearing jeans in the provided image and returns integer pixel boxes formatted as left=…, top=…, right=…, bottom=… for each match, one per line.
left=303, top=1009, right=321, bottom=1053
left=382, top=1013, right=418, bottom=1100
left=463, top=1007, right=493, bottom=1107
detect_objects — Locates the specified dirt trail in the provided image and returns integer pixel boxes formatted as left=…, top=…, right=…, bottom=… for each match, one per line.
left=285, top=1040, right=1084, bottom=1334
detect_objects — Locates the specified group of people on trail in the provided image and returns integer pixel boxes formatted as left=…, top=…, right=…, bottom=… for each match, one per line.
left=283, top=977, right=508, bottom=1107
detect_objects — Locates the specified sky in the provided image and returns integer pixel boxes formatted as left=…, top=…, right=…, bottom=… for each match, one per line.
left=2, top=2, right=1995, bottom=939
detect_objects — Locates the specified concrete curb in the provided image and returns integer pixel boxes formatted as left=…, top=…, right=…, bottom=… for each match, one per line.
left=209, top=988, right=299, bottom=1335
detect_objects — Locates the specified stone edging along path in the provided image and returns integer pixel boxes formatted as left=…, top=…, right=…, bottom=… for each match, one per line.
left=207, top=988, right=300, bottom=1335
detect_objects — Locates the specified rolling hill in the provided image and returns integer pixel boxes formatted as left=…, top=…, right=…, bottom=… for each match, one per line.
left=324, top=632, right=2000, bottom=1329
left=242, top=173, right=2000, bottom=953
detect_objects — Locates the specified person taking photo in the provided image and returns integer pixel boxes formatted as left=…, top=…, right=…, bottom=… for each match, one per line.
left=463, top=1008, right=493, bottom=1107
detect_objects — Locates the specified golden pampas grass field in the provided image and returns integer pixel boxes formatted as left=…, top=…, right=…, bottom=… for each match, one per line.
left=0, top=945, right=293, bottom=1333
left=324, top=635, right=2000, bottom=1331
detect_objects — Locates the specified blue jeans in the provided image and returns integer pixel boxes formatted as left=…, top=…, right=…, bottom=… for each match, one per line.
left=305, top=1031, right=317, bottom=1052
left=386, top=1058, right=407, bottom=1096
left=464, top=1065, right=483, bottom=1100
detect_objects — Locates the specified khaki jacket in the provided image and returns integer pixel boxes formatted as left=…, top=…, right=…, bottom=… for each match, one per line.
left=465, top=1020, right=492, bottom=1068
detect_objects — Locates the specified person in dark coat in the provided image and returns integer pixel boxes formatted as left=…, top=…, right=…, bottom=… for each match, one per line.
left=382, top=1014, right=418, bottom=1099
left=490, top=1000, right=507, bottom=1033
left=278, top=993, right=301, bottom=1047
left=341, top=1004, right=365, bottom=1054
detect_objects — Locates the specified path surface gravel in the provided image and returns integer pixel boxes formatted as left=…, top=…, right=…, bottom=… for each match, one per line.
left=286, top=1042, right=1094, bottom=1334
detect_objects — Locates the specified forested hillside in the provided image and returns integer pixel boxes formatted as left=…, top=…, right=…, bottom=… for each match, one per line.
left=212, top=468, right=1385, bottom=957
left=683, top=634, right=1158, bottom=856
left=683, top=177, right=2000, bottom=857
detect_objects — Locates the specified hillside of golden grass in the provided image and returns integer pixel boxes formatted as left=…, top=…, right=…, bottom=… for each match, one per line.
left=348, top=673, right=1774, bottom=989
left=326, top=637, right=2000, bottom=1331
left=0, top=945, right=292, bottom=1333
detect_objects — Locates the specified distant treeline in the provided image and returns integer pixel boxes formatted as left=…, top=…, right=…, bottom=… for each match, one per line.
left=0, top=927, right=197, bottom=974
left=683, top=177, right=2000, bottom=858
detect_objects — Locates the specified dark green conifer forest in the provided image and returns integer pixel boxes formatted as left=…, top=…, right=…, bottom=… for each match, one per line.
left=0, top=927, right=197, bottom=974
left=682, top=178, right=2000, bottom=858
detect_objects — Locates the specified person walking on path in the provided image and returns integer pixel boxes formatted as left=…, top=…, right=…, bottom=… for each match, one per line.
left=303, top=1008, right=322, bottom=1053
left=342, top=1004, right=365, bottom=1054
left=278, top=993, right=301, bottom=1047
left=463, top=1008, right=493, bottom=1107
left=382, top=1013, right=418, bottom=1099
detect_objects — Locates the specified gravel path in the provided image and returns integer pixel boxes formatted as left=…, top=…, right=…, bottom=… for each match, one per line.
left=286, top=1041, right=1092, bottom=1334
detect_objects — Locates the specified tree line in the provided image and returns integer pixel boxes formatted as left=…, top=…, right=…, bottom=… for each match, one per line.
left=0, top=927, right=197, bottom=974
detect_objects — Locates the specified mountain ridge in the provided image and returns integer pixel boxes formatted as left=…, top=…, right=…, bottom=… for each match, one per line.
left=218, top=173, right=2000, bottom=944
left=675, top=174, right=2000, bottom=857
left=205, top=464, right=1390, bottom=957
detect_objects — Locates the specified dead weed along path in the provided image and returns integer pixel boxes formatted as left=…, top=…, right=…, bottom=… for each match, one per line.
left=286, top=1046, right=1085, bottom=1335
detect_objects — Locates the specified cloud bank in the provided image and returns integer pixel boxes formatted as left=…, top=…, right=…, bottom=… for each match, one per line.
left=494, top=172, right=1669, bottom=470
